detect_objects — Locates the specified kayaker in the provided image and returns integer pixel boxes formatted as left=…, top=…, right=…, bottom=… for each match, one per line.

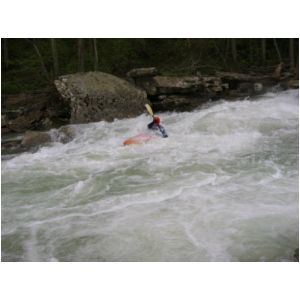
left=148, top=116, right=168, bottom=138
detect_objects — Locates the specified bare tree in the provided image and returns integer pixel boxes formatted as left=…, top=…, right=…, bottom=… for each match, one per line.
left=261, top=38, right=266, bottom=63
left=296, top=55, right=299, bottom=79
left=78, top=38, right=85, bottom=72
left=289, top=38, right=295, bottom=71
left=51, top=38, right=59, bottom=77
left=186, top=38, right=196, bottom=70
left=213, top=39, right=227, bottom=67
left=248, top=38, right=254, bottom=64
left=273, top=38, right=282, bottom=63
left=224, top=38, right=230, bottom=61
left=93, top=38, right=99, bottom=71
left=26, top=38, right=50, bottom=81
left=3, top=38, right=9, bottom=68
left=231, top=38, right=237, bottom=63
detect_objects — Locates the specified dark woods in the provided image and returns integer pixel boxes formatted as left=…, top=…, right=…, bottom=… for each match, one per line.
left=1, top=38, right=299, bottom=94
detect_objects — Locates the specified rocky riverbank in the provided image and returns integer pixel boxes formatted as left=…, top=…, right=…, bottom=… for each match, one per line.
left=1, top=66, right=298, bottom=156
left=126, top=66, right=298, bottom=111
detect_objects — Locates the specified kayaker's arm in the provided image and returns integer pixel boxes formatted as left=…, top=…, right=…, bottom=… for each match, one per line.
left=158, top=125, right=168, bottom=138
left=148, top=121, right=155, bottom=129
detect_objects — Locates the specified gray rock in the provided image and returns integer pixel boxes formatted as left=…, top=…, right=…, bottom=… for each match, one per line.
left=2, top=114, right=8, bottom=127
left=49, top=125, right=76, bottom=144
left=254, top=82, right=264, bottom=92
left=201, top=76, right=222, bottom=87
left=287, top=79, right=299, bottom=89
left=153, top=76, right=204, bottom=95
left=134, top=77, right=158, bottom=96
left=1, top=140, right=25, bottom=156
left=7, top=111, right=43, bottom=132
left=131, top=75, right=205, bottom=97
left=238, top=82, right=254, bottom=93
left=153, top=95, right=208, bottom=112
left=54, top=71, right=149, bottom=124
left=2, top=88, right=69, bottom=133
left=237, top=82, right=265, bottom=95
left=127, top=67, right=159, bottom=79
left=216, top=71, right=271, bottom=82
left=21, top=131, right=52, bottom=147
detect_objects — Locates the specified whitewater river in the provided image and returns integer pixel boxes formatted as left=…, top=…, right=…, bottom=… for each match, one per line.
left=1, top=90, right=299, bottom=261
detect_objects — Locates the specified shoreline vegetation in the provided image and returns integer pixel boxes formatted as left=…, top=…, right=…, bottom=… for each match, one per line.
left=2, top=38, right=299, bottom=94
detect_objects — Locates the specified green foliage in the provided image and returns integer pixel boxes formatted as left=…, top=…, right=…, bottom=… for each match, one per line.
left=1, top=38, right=298, bottom=94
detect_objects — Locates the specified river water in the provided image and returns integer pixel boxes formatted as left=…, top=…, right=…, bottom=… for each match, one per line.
left=1, top=90, right=299, bottom=261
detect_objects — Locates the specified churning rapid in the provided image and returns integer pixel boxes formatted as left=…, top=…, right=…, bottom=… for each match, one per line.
left=1, top=90, right=299, bottom=262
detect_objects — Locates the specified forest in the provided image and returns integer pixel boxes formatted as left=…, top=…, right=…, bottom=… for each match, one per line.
left=1, top=38, right=299, bottom=94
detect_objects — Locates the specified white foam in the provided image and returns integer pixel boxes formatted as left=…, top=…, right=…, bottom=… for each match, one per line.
left=1, top=90, right=299, bottom=261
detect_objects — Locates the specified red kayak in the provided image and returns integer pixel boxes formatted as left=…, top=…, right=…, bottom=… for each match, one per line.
left=123, top=133, right=156, bottom=146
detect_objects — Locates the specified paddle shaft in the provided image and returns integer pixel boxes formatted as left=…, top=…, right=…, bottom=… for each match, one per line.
left=145, top=104, right=154, bottom=117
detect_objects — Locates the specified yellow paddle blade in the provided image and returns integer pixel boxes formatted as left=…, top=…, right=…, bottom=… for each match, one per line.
left=145, top=103, right=154, bottom=117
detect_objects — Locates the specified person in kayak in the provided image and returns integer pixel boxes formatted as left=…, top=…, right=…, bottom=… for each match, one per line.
left=148, top=116, right=168, bottom=138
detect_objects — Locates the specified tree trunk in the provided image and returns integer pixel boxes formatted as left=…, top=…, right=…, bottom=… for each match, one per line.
left=26, top=38, right=50, bottom=81
left=248, top=39, right=254, bottom=64
left=51, top=38, right=59, bottom=77
left=93, top=38, right=99, bottom=71
left=186, top=38, right=196, bottom=70
left=224, top=38, right=230, bottom=60
left=213, top=39, right=227, bottom=67
left=231, top=38, right=237, bottom=63
left=273, top=38, right=282, bottom=63
left=289, top=38, right=295, bottom=72
left=296, top=55, right=299, bottom=79
left=78, top=38, right=85, bottom=72
left=3, top=38, right=9, bottom=68
left=261, top=38, right=266, bottom=63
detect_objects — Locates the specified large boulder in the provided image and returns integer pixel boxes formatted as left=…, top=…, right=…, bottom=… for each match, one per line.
left=54, top=71, right=149, bottom=123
